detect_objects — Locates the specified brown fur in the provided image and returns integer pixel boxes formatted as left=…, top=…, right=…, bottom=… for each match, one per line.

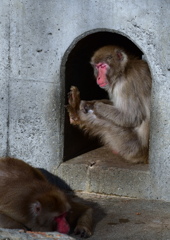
left=0, top=157, right=93, bottom=237
left=67, top=45, right=152, bottom=164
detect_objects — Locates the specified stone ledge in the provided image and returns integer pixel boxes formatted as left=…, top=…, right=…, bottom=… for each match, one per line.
left=0, top=228, right=74, bottom=240
left=55, top=147, right=150, bottom=199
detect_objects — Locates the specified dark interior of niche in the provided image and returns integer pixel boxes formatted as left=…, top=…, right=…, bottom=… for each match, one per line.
left=63, top=31, right=143, bottom=161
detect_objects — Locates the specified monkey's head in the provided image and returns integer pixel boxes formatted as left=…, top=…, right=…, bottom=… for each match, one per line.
left=30, top=189, right=71, bottom=233
left=90, top=45, right=128, bottom=89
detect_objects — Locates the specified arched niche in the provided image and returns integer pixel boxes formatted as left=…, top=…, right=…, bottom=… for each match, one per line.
left=62, top=30, right=143, bottom=161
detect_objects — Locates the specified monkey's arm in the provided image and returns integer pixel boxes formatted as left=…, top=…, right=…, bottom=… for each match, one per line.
left=0, top=213, right=26, bottom=229
left=67, top=86, right=144, bottom=128
left=93, top=101, right=146, bottom=128
left=68, top=200, right=93, bottom=238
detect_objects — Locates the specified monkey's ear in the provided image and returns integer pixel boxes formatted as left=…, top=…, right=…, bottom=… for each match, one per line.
left=31, top=201, right=42, bottom=216
left=116, top=50, right=124, bottom=61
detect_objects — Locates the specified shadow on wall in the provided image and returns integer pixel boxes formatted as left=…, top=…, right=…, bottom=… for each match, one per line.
left=63, top=30, right=143, bottom=161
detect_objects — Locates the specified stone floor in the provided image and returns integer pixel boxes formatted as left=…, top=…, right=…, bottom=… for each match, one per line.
left=1, top=192, right=170, bottom=240
left=74, top=193, right=170, bottom=240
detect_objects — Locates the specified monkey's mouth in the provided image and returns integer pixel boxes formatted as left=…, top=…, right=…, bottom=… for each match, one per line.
left=54, top=212, right=70, bottom=234
left=99, top=83, right=108, bottom=88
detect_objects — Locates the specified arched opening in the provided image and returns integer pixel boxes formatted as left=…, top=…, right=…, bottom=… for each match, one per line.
left=63, top=30, right=143, bottom=161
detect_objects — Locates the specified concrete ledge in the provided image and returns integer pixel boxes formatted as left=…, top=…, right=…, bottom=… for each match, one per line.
left=0, top=228, right=74, bottom=240
left=54, top=147, right=151, bottom=199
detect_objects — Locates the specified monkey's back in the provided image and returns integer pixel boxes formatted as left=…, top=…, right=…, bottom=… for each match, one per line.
left=0, top=157, right=55, bottom=217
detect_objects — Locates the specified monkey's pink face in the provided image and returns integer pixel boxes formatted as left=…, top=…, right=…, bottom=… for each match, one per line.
left=54, top=212, right=70, bottom=234
left=95, top=63, right=109, bottom=88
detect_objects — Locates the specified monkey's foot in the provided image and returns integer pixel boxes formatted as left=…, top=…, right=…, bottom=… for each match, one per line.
left=68, top=86, right=80, bottom=109
left=74, top=225, right=92, bottom=238
left=66, top=86, right=81, bottom=125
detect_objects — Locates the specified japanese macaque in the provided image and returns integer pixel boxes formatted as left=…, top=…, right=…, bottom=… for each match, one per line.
left=67, top=45, right=152, bottom=164
left=0, top=157, right=93, bottom=238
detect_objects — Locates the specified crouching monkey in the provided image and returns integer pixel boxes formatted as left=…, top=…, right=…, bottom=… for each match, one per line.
left=0, top=157, right=93, bottom=238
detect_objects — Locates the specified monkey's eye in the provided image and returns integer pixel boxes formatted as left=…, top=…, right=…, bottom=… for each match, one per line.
left=95, top=63, right=102, bottom=69
left=95, top=63, right=107, bottom=69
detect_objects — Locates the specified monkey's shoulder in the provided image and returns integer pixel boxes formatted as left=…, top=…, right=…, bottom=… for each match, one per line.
left=127, top=59, right=151, bottom=76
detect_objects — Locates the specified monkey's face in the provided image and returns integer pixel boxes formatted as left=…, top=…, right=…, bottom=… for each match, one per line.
left=31, top=191, right=71, bottom=232
left=36, top=209, right=70, bottom=233
left=93, top=62, right=110, bottom=89
left=91, top=46, right=127, bottom=89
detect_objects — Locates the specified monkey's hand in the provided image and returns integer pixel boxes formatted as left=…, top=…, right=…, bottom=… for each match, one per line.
left=80, top=101, right=95, bottom=114
left=74, top=207, right=93, bottom=238
left=66, top=86, right=81, bottom=125
left=80, top=99, right=114, bottom=115
left=74, top=225, right=92, bottom=238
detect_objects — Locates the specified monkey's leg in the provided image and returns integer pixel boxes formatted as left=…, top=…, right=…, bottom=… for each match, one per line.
left=67, top=86, right=112, bottom=126
left=67, top=86, right=97, bottom=125
left=79, top=101, right=148, bottom=163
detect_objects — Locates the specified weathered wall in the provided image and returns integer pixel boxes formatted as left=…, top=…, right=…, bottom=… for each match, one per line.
left=0, top=0, right=10, bottom=157
left=0, top=0, right=169, bottom=200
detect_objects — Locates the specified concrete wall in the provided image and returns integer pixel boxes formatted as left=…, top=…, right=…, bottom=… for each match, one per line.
left=0, top=0, right=169, bottom=200
left=0, top=0, right=10, bottom=156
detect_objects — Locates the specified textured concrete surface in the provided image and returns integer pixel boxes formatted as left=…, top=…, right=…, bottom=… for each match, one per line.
left=55, top=147, right=151, bottom=199
left=0, top=229, right=74, bottom=240
left=0, top=0, right=169, bottom=200
left=0, top=0, right=9, bottom=157
left=1, top=192, right=170, bottom=240
left=76, top=192, right=170, bottom=240
left=9, top=0, right=63, bottom=170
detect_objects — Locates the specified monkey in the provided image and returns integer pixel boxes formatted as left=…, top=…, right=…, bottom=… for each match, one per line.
left=67, top=45, right=152, bottom=164
left=0, top=157, right=93, bottom=238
